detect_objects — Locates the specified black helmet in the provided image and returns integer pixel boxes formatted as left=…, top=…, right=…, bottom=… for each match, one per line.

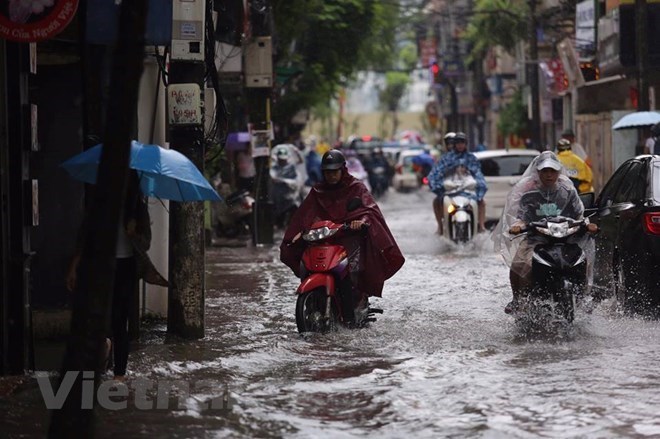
left=651, top=122, right=660, bottom=137
left=321, top=149, right=346, bottom=170
left=453, top=132, right=467, bottom=143
left=556, top=138, right=572, bottom=151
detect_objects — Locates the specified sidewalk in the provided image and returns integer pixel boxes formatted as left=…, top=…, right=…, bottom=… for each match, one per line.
left=0, top=236, right=277, bottom=437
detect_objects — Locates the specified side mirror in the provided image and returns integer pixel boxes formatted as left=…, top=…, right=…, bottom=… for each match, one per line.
left=347, top=197, right=362, bottom=212
left=579, top=192, right=595, bottom=209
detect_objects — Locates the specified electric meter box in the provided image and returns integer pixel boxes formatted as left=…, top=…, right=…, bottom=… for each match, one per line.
left=244, top=37, right=273, bottom=88
left=171, top=0, right=206, bottom=62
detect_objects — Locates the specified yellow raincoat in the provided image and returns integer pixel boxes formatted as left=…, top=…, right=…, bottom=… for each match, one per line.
left=557, top=150, right=593, bottom=193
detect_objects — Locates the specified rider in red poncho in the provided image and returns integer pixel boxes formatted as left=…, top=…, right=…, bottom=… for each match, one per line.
left=280, top=149, right=405, bottom=313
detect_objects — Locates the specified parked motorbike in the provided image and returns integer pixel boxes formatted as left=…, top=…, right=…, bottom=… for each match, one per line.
left=442, top=167, right=479, bottom=243
left=513, top=216, right=592, bottom=324
left=213, top=186, right=254, bottom=238
left=292, top=220, right=382, bottom=333
left=270, top=165, right=302, bottom=228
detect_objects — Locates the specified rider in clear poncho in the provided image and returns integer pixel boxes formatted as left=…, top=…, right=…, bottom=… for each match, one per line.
left=492, top=151, right=597, bottom=313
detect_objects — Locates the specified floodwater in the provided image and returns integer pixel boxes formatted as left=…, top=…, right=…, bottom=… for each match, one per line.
left=3, top=189, right=660, bottom=438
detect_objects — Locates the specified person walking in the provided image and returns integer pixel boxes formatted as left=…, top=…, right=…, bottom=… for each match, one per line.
left=66, top=171, right=167, bottom=380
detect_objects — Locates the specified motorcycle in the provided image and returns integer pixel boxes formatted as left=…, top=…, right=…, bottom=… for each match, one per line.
left=270, top=166, right=302, bottom=228
left=369, top=165, right=389, bottom=199
left=292, top=220, right=382, bottom=333
left=513, top=216, right=592, bottom=324
left=442, top=167, right=479, bottom=243
left=213, top=185, right=255, bottom=238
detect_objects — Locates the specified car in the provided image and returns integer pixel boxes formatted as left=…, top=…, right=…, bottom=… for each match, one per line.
left=392, top=149, right=426, bottom=191
left=346, top=135, right=384, bottom=159
left=473, top=149, right=540, bottom=226
left=587, top=155, right=660, bottom=312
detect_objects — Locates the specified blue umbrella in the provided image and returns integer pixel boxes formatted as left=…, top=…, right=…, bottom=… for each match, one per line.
left=411, top=152, right=435, bottom=168
left=61, top=141, right=222, bottom=201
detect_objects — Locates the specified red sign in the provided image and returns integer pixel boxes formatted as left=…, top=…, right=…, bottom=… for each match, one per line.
left=548, top=58, right=569, bottom=94
left=0, top=0, right=78, bottom=43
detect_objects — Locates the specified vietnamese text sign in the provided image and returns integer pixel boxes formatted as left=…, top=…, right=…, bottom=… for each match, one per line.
left=0, top=0, right=78, bottom=43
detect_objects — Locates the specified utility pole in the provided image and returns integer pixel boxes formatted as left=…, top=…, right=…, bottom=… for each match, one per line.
left=49, top=1, right=148, bottom=436
left=245, top=3, right=274, bottom=246
left=635, top=0, right=649, bottom=111
left=528, top=0, right=542, bottom=150
left=167, top=0, right=207, bottom=338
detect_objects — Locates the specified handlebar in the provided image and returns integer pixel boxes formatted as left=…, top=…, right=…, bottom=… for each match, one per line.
left=508, top=217, right=598, bottom=236
left=341, top=221, right=371, bottom=231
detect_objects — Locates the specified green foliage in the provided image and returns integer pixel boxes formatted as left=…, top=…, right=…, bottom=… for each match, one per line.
left=398, top=42, right=418, bottom=72
left=271, top=0, right=400, bottom=132
left=497, top=89, right=528, bottom=137
left=378, top=71, right=410, bottom=137
left=464, top=0, right=527, bottom=60
left=379, top=71, right=410, bottom=113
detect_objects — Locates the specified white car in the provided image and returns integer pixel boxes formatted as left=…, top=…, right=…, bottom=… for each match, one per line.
left=392, top=149, right=425, bottom=191
left=473, top=149, right=540, bottom=225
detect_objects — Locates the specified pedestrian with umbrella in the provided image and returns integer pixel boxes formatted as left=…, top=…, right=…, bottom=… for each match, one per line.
left=61, top=140, right=220, bottom=380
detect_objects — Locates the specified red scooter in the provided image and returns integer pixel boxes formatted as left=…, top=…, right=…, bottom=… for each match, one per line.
left=293, top=220, right=382, bottom=333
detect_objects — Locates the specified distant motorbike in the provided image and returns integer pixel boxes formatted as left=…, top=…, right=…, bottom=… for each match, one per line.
left=292, top=220, right=382, bottom=333
left=369, top=165, right=389, bottom=199
left=512, top=216, right=592, bottom=324
left=442, top=167, right=479, bottom=243
left=214, top=189, right=254, bottom=238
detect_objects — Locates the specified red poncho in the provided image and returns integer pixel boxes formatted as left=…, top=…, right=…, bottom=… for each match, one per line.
left=280, top=170, right=405, bottom=297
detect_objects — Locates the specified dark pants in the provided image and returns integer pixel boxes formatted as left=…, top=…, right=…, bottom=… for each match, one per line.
left=112, top=257, right=136, bottom=376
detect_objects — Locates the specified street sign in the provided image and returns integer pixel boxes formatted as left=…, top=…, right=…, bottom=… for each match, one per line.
left=0, top=0, right=78, bottom=43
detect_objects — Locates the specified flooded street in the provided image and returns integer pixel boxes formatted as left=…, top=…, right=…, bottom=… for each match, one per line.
left=4, top=189, right=660, bottom=438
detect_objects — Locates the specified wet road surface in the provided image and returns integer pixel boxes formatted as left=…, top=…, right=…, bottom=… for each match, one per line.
left=3, top=189, right=660, bottom=438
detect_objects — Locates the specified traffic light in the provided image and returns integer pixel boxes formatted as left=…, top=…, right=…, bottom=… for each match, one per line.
left=430, top=60, right=441, bottom=83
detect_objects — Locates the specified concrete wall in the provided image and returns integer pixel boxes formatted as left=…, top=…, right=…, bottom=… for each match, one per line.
left=137, top=58, right=169, bottom=317
left=305, top=111, right=427, bottom=142
left=575, top=110, right=639, bottom=193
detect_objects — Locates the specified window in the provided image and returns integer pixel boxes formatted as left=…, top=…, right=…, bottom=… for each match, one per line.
left=597, top=163, right=632, bottom=208
left=614, top=161, right=647, bottom=203
left=479, top=155, right=536, bottom=177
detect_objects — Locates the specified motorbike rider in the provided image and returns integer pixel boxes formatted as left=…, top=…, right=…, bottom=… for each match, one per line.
left=428, top=132, right=487, bottom=234
left=555, top=138, right=594, bottom=193
left=365, top=147, right=392, bottom=196
left=443, top=132, right=456, bottom=152
left=280, top=149, right=405, bottom=324
left=493, top=151, right=598, bottom=314
left=560, top=128, right=591, bottom=168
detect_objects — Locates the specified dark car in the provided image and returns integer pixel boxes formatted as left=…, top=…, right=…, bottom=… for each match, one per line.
left=588, top=155, right=660, bottom=312
left=346, top=135, right=384, bottom=159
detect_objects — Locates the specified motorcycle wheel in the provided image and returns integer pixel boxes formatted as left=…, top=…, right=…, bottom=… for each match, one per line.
left=556, top=295, right=575, bottom=323
left=296, top=288, right=337, bottom=333
left=454, top=221, right=470, bottom=243
left=215, top=221, right=239, bottom=238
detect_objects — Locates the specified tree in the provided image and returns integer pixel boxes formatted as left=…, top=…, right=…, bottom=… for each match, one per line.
left=497, top=88, right=527, bottom=138
left=271, top=0, right=401, bottom=138
left=464, top=0, right=527, bottom=61
left=378, top=71, right=410, bottom=138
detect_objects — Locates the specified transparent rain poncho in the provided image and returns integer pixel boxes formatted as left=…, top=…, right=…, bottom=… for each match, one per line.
left=492, top=152, right=594, bottom=279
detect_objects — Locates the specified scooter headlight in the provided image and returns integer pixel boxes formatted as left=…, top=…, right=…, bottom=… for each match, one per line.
left=447, top=204, right=456, bottom=214
left=303, top=226, right=339, bottom=242
left=537, top=222, right=580, bottom=238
